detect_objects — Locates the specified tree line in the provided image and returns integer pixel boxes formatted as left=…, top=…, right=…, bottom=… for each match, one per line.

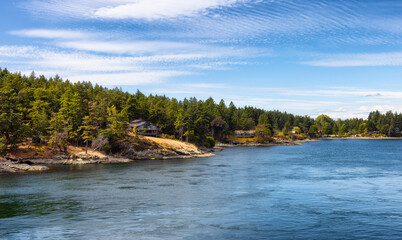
left=0, top=68, right=401, bottom=154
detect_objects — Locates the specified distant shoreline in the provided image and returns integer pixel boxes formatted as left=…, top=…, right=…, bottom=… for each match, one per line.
left=215, top=136, right=402, bottom=149
left=324, top=136, right=402, bottom=140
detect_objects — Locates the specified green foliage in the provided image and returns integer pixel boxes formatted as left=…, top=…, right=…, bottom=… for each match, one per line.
left=183, top=130, right=195, bottom=143
left=292, top=126, right=301, bottom=134
left=206, top=136, right=215, bottom=148
left=0, top=137, right=7, bottom=155
left=258, top=113, right=269, bottom=125
left=132, top=125, right=138, bottom=135
left=211, top=117, right=229, bottom=141
left=79, top=116, right=97, bottom=153
left=174, top=111, right=185, bottom=141
left=316, top=114, right=333, bottom=131
left=282, top=121, right=291, bottom=135
left=162, top=133, right=176, bottom=139
left=338, top=124, right=348, bottom=136
left=0, top=67, right=401, bottom=155
left=107, top=105, right=128, bottom=138
left=363, top=128, right=369, bottom=136
left=255, top=124, right=273, bottom=143
left=309, top=125, right=318, bottom=137
left=322, top=122, right=332, bottom=136
left=358, top=123, right=366, bottom=134
left=0, top=85, right=24, bottom=144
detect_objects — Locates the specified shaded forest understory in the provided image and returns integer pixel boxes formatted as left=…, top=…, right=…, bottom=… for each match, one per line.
left=1, top=67, right=402, bottom=156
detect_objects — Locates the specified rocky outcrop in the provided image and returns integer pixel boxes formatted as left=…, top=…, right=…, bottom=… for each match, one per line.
left=1, top=137, right=216, bottom=173
left=0, top=158, right=49, bottom=173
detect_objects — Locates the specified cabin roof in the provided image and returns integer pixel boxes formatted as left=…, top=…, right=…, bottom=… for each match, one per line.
left=234, top=130, right=255, bottom=134
left=129, top=119, right=159, bottom=130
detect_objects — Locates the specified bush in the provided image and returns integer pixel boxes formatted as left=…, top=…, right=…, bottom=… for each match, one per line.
left=206, top=136, right=215, bottom=148
left=162, top=133, right=176, bottom=140
left=0, top=138, right=7, bottom=156
left=255, top=124, right=273, bottom=143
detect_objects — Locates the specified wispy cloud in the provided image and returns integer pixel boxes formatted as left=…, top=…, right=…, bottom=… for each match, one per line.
left=26, top=0, right=243, bottom=20
left=0, top=41, right=253, bottom=85
left=254, top=87, right=402, bottom=99
left=69, top=71, right=190, bottom=85
left=24, top=0, right=402, bottom=44
left=304, top=52, right=402, bottom=67
left=94, top=0, right=241, bottom=20
left=9, top=29, right=94, bottom=39
left=3, top=25, right=259, bottom=85
left=57, top=40, right=205, bottom=55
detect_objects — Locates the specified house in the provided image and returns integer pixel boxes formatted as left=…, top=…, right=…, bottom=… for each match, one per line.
left=234, top=130, right=256, bottom=138
left=129, top=119, right=161, bottom=137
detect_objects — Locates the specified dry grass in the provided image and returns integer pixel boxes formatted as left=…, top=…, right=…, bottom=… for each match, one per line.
left=144, top=136, right=200, bottom=152
left=7, top=142, right=107, bottom=159
left=66, top=146, right=107, bottom=158
left=8, top=142, right=54, bottom=159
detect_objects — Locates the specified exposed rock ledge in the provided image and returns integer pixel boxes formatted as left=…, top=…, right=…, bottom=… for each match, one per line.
left=0, top=149, right=215, bottom=174
left=0, top=158, right=49, bottom=173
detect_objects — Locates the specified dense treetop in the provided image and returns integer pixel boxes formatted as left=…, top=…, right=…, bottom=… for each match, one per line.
left=0, top=68, right=401, bottom=154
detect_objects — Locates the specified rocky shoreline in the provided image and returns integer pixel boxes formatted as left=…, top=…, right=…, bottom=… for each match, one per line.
left=0, top=148, right=215, bottom=174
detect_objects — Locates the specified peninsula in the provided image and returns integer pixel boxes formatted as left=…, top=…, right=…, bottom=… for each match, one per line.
left=1, top=68, right=401, bottom=173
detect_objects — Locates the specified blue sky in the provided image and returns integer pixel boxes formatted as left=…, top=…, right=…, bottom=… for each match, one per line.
left=1, top=0, right=402, bottom=118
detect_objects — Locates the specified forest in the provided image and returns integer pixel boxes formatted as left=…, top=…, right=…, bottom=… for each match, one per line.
left=1, top=67, right=401, bottom=155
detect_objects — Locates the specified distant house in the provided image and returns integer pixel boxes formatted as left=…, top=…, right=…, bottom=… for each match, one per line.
left=129, top=119, right=161, bottom=137
left=234, top=130, right=255, bottom=138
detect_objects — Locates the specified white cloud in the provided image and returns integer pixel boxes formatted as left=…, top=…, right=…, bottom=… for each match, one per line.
left=0, top=45, right=194, bottom=84
left=0, top=46, right=38, bottom=58
left=24, top=0, right=402, bottom=46
left=27, top=0, right=242, bottom=20
left=0, top=44, right=250, bottom=86
left=320, top=105, right=402, bottom=119
left=69, top=71, right=190, bottom=85
left=9, top=28, right=249, bottom=59
left=9, top=29, right=93, bottom=39
left=94, top=0, right=240, bottom=20
left=254, top=87, right=402, bottom=99
left=304, top=52, right=402, bottom=67
left=182, top=83, right=229, bottom=89
left=57, top=40, right=215, bottom=55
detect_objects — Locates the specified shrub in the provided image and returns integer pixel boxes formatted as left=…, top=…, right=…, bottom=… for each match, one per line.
left=206, top=136, right=215, bottom=148
left=0, top=138, right=7, bottom=156
left=255, top=124, right=273, bottom=143
left=162, top=133, right=176, bottom=140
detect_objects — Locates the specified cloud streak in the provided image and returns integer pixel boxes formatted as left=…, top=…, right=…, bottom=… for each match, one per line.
left=94, top=0, right=240, bottom=20
left=9, top=29, right=94, bottom=39
left=304, top=52, right=402, bottom=67
left=25, top=0, right=402, bottom=44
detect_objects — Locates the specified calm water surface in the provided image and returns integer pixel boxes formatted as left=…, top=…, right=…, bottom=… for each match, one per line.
left=1, top=139, right=402, bottom=239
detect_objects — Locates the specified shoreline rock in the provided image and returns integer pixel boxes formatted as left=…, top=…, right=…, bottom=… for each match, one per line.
left=0, top=159, right=49, bottom=173
left=0, top=148, right=215, bottom=174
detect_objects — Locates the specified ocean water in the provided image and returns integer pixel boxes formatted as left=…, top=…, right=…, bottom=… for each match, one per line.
left=1, top=139, right=402, bottom=239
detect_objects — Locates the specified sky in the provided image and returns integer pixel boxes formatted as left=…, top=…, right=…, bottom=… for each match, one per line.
left=1, top=0, right=402, bottom=119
